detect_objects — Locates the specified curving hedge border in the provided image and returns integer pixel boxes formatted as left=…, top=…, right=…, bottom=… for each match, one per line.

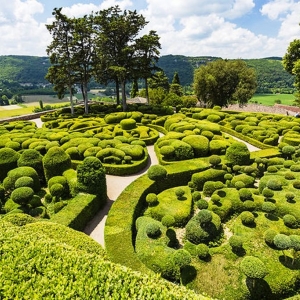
left=104, top=160, right=209, bottom=272
left=220, top=125, right=275, bottom=149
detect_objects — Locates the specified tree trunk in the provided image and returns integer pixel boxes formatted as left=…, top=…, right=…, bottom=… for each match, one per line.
left=121, top=80, right=127, bottom=111
left=69, top=86, right=74, bottom=115
left=144, top=77, right=149, bottom=104
left=115, top=79, right=120, bottom=105
left=84, top=83, right=89, bottom=114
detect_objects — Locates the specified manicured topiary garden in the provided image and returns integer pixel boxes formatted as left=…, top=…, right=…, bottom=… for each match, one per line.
left=2, top=103, right=300, bottom=299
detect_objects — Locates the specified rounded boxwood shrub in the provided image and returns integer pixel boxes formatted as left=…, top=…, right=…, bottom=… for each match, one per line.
left=273, top=234, right=291, bottom=250
left=171, top=140, right=194, bottom=160
left=285, top=192, right=295, bottom=203
left=266, top=166, right=278, bottom=173
left=3, top=166, right=40, bottom=192
left=262, top=202, right=276, bottom=216
left=17, top=149, right=44, bottom=182
left=197, top=199, right=208, bottom=209
left=15, top=176, right=35, bottom=189
left=120, top=118, right=137, bottom=130
left=262, top=188, right=274, bottom=199
left=211, top=194, right=221, bottom=204
left=201, top=130, right=214, bottom=140
left=293, top=180, right=300, bottom=189
left=290, top=164, right=300, bottom=172
left=11, top=187, right=34, bottom=205
left=77, top=156, right=106, bottom=200
left=283, top=214, right=297, bottom=228
left=146, top=223, right=161, bottom=238
left=161, top=215, right=176, bottom=228
left=147, top=165, right=167, bottom=181
left=264, top=229, right=277, bottom=245
left=192, top=191, right=201, bottom=202
left=182, top=135, right=209, bottom=157
left=197, top=209, right=213, bottom=224
left=48, top=176, right=69, bottom=197
left=231, top=174, right=255, bottom=188
left=43, top=147, right=72, bottom=182
left=0, top=148, right=20, bottom=182
left=146, top=193, right=158, bottom=206
left=160, top=145, right=175, bottom=159
left=240, top=211, right=255, bottom=226
left=282, top=145, right=296, bottom=159
left=285, top=172, right=295, bottom=180
left=209, top=155, right=221, bottom=167
left=229, top=235, right=243, bottom=250
left=117, top=145, right=144, bottom=160
left=240, top=256, right=267, bottom=280
left=49, top=183, right=64, bottom=201
left=225, top=142, right=251, bottom=166
left=196, top=243, right=210, bottom=260
left=173, top=249, right=192, bottom=269
left=266, top=179, right=282, bottom=191
left=239, top=188, right=252, bottom=201
left=65, top=147, right=82, bottom=160
left=243, top=200, right=256, bottom=211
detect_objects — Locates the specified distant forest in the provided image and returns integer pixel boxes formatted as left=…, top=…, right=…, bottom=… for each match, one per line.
left=0, top=54, right=295, bottom=99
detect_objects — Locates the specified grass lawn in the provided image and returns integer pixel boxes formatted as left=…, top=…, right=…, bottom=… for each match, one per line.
left=250, top=93, right=296, bottom=106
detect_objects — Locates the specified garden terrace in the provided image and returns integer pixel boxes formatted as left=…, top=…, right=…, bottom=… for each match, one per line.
left=2, top=105, right=300, bottom=299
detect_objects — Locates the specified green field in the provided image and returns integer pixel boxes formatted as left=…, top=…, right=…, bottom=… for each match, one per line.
left=250, top=93, right=296, bottom=106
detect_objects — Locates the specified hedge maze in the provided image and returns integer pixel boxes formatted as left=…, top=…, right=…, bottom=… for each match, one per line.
left=2, top=104, right=300, bottom=299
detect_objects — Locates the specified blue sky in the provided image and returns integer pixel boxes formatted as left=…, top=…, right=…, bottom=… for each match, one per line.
left=1, top=0, right=300, bottom=59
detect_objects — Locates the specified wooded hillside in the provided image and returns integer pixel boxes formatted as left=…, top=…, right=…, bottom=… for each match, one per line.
left=0, top=55, right=295, bottom=95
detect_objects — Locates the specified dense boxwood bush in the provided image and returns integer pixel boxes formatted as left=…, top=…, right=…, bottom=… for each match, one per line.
left=14, top=176, right=35, bottom=189
left=238, top=188, right=252, bottom=201
left=225, top=142, right=251, bottom=166
left=43, top=146, right=72, bottom=182
left=3, top=166, right=40, bottom=192
left=77, top=156, right=106, bottom=201
left=17, top=149, right=44, bottom=182
left=283, top=214, right=297, bottom=228
left=147, top=165, right=167, bottom=181
left=161, top=215, right=176, bottom=227
left=240, top=211, right=255, bottom=226
left=197, top=199, right=209, bottom=209
left=192, top=169, right=226, bottom=191
left=0, top=147, right=20, bottom=182
left=11, top=186, right=34, bottom=205
left=120, top=118, right=137, bottom=130
left=146, top=193, right=158, bottom=206
left=181, top=135, right=209, bottom=157
left=264, top=229, right=278, bottom=246
left=196, top=243, right=210, bottom=260
left=229, top=235, right=243, bottom=250
left=146, top=223, right=161, bottom=238
left=185, top=210, right=221, bottom=244
left=240, top=256, right=267, bottom=280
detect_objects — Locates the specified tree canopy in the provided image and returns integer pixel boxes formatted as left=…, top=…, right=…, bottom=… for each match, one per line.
left=193, top=59, right=257, bottom=108
left=45, top=6, right=161, bottom=112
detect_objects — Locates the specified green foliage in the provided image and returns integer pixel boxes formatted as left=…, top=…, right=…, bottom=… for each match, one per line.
left=0, top=147, right=20, bottom=181
left=240, top=211, right=255, bottom=226
left=273, top=234, right=291, bottom=250
left=193, top=59, right=257, bottom=107
left=283, top=214, right=297, bottom=228
left=11, top=187, right=34, bottom=205
left=3, top=166, right=40, bottom=192
left=120, top=118, right=137, bottom=130
left=161, top=215, right=176, bottom=227
left=240, top=256, right=268, bottom=280
left=146, top=223, right=161, bottom=238
left=14, top=176, right=35, bottom=189
left=173, top=249, right=191, bottom=269
left=146, top=193, right=158, bottom=206
left=225, top=142, right=251, bottom=166
left=229, top=235, right=243, bottom=250
left=77, top=157, right=106, bottom=200
left=147, top=165, right=167, bottom=181
left=196, top=243, right=210, bottom=260
left=42, top=146, right=72, bottom=182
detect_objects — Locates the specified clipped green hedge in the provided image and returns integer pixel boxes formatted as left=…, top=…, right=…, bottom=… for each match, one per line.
left=105, top=161, right=209, bottom=272
left=0, top=220, right=206, bottom=300
left=51, top=193, right=104, bottom=231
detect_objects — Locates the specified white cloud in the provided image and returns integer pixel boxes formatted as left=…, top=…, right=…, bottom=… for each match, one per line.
left=0, top=0, right=48, bottom=56
left=260, top=0, right=294, bottom=20
left=61, top=0, right=133, bottom=17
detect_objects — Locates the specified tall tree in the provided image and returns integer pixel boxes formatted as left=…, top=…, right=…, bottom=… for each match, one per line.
left=193, top=59, right=257, bottom=107
left=283, top=39, right=300, bottom=104
left=170, top=71, right=183, bottom=96
left=93, top=6, right=148, bottom=111
left=134, top=30, right=161, bottom=103
left=45, top=8, right=77, bottom=114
